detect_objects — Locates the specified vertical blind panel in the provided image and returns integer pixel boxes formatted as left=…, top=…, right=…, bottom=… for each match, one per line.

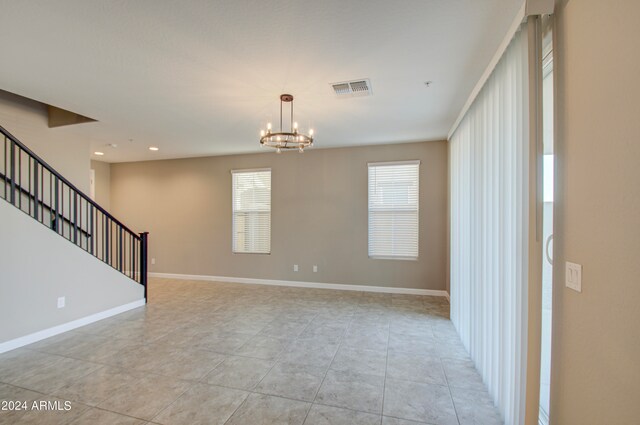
left=450, top=25, right=529, bottom=425
left=232, top=169, right=271, bottom=254
left=368, top=162, right=419, bottom=259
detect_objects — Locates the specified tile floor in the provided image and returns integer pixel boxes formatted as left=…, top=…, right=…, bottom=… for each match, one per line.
left=0, top=278, right=502, bottom=425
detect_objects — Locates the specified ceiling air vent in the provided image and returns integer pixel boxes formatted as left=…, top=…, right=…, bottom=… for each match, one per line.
left=331, top=79, right=372, bottom=98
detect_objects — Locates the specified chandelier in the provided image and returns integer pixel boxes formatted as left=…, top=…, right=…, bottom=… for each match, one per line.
left=260, top=94, right=314, bottom=153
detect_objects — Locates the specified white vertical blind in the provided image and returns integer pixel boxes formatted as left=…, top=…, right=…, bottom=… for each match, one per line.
left=368, top=161, right=419, bottom=259
left=450, top=25, right=529, bottom=425
left=232, top=169, right=271, bottom=254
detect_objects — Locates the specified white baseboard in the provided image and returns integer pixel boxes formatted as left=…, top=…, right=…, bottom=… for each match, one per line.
left=0, top=299, right=146, bottom=354
left=149, top=272, right=448, bottom=297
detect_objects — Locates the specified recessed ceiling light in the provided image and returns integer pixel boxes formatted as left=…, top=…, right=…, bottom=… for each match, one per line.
left=94, top=151, right=104, bottom=156
left=149, top=146, right=159, bottom=151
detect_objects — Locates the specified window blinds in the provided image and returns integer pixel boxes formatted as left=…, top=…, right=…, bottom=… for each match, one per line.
left=449, top=24, right=529, bottom=425
left=232, top=169, right=271, bottom=254
left=368, top=161, right=419, bottom=259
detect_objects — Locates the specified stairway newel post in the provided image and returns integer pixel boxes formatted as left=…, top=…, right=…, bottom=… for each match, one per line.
left=139, top=232, right=149, bottom=303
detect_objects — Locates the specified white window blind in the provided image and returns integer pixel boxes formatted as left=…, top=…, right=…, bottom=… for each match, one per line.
left=368, top=161, right=419, bottom=259
left=232, top=169, right=271, bottom=254
left=450, top=24, right=529, bottom=425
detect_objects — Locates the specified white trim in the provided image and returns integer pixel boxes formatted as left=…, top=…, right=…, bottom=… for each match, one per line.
left=448, top=1, right=527, bottom=139
left=230, top=167, right=271, bottom=174
left=149, top=272, right=448, bottom=297
left=0, top=299, right=145, bottom=354
left=367, top=160, right=421, bottom=167
left=369, top=256, right=418, bottom=261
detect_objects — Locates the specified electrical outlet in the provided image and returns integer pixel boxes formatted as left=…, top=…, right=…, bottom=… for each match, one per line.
left=57, top=296, right=65, bottom=309
left=293, top=264, right=299, bottom=272
left=565, top=262, right=582, bottom=292
left=151, top=258, right=156, bottom=265
left=313, top=265, right=318, bottom=273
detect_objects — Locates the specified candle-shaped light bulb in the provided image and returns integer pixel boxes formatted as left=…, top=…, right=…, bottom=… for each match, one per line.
left=293, top=122, right=298, bottom=133
left=267, top=122, right=272, bottom=130
left=309, top=128, right=314, bottom=136
left=276, top=147, right=281, bottom=154
left=299, top=145, right=304, bottom=153
left=260, top=130, right=265, bottom=137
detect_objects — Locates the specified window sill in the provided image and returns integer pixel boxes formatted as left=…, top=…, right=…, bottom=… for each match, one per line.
left=368, top=256, right=418, bottom=261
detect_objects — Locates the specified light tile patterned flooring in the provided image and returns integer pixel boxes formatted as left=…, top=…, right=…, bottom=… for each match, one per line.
left=0, top=278, right=502, bottom=424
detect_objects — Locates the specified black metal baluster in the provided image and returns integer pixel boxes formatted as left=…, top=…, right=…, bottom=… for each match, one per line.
left=60, top=181, right=64, bottom=236
left=79, top=197, right=82, bottom=248
left=3, top=136, right=7, bottom=200
left=73, top=192, right=78, bottom=244
left=140, top=232, right=149, bottom=300
left=28, top=157, right=31, bottom=215
left=9, top=140, right=15, bottom=205
left=105, top=216, right=110, bottom=264
left=101, top=213, right=105, bottom=262
left=49, top=172, right=53, bottom=230
left=33, top=162, right=39, bottom=219
left=129, top=233, right=132, bottom=278
left=100, top=214, right=104, bottom=262
left=118, top=227, right=123, bottom=272
left=18, top=150, right=21, bottom=210
left=89, top=204, right=94, bottom=255
left=109, top=221, right=113, bottom=268
left=105, top=214, right=109, bottom=263
left=133, top=236, right=137, bottom=282
left=54, top=176, right=59, bottom=233
left=97, top=213, right=102, bottom=260
left=67, top=186, right=71, bottom=239
left=2, top=136, right=8, bottom=199
left=40, top=162, right=44, bottom=223
left=84, top=199, right=88, bottom=250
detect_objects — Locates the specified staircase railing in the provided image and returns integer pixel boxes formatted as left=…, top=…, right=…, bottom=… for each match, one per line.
left=0, top=124, right=148, bottom=297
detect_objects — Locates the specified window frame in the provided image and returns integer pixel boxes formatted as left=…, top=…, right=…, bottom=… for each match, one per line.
left=367, top=160, right=420, bottom=261
left=231, top=168, right=272, bottom=255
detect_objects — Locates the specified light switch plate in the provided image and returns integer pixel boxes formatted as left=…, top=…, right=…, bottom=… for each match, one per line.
left=565, top=261, right=582, bottom=292
left=57, top=296, right=66, bottom=308
left=293, top=264, right=299, bottom=272
left=313, top=265, right=318, bottom=273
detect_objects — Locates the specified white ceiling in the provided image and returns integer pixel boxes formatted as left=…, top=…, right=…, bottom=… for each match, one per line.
left=0, top=0, right=521, bottom=163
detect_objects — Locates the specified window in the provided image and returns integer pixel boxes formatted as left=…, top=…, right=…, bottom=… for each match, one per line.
left=232, top=169, right=271, bottom=254
left=368, top=161, right=419, bottom=259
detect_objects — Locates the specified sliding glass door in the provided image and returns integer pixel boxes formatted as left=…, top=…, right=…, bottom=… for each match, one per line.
left=539, top=18, right=554, bottom=425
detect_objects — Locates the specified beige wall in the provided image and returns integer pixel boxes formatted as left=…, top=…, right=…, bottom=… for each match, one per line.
left=0, top=90, right=91, bottom=193
left=110, top=141, right=448, bottom=290
left=551, top=1, right=640, bottom=423
left=91, top=160, right=111, bottom=210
